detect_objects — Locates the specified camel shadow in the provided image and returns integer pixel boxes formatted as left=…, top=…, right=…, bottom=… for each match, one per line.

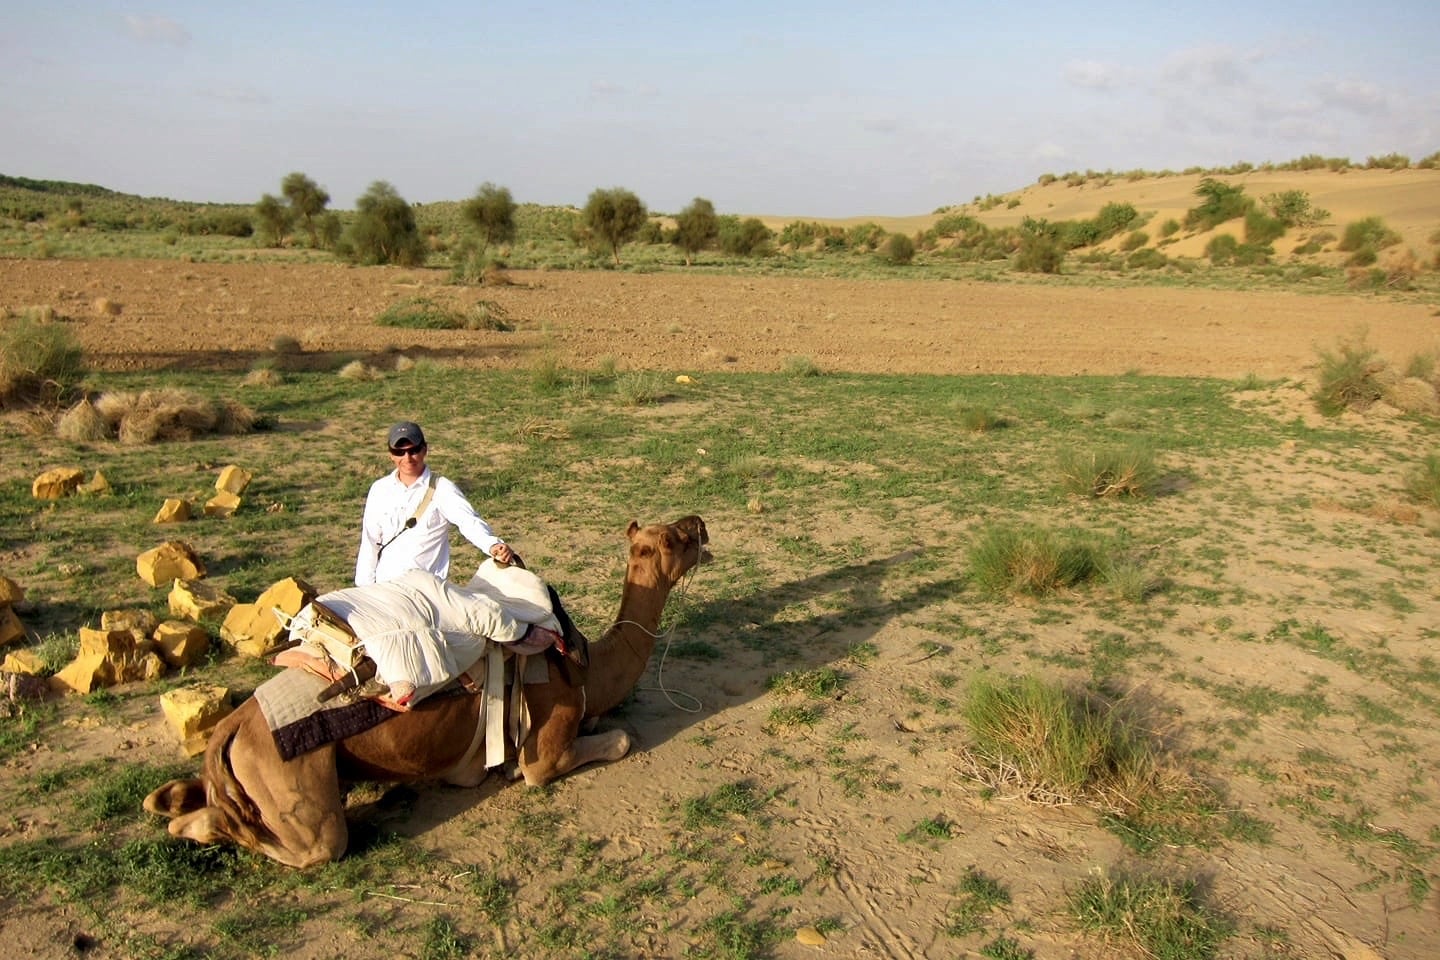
left=611, top=549, right=966, bottom=752
left=389, top=549, right=963, bottom=841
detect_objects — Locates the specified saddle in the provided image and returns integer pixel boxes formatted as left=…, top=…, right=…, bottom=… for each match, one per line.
left=273, top=561, right=590, bottom=709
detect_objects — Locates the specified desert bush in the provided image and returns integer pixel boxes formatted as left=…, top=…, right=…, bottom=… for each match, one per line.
left=716, top=216, right=772, bottom=256
left=1127, top=248, right=1169, bottom=270
left=1405, top=453, right=1440, bottom=507
left=1262, top=190, right=1329, bottom=227
left=342, top=181, right=426, bottom=267
left=883, top=233, right=915, bottom=265
left=0, top=311, right=86, bottom=407
left=1365, top=153, right=1410, bottom=170
left=1184, top=178, right=1252, bottom=231
left=846, top=222, right=886, bottom=251
left=1057, top=442, right=1160, bottom=497
left=966, top=525, right=1101, bottom=597
left=1338, top=216, right=1401, bottom=254
left=1120, top=230, right=1148, bottom=252
left=1244, top=209, right=1287, bottom=245
left=1091, top=201, right=1140, bottom=241
left=1014, top=222, right=1065, bottom=273
left=1314, top=334, right=1385, bottom=414
left=1345, top=266, right=1385, bottom=288
left=1158, top=218, right=1180, bottom=238
left=777, top=220, right=822, bottom=248
left=1204, top=234, right=1270, bottom=266
left=1014, top=232, right=1064, bottom=273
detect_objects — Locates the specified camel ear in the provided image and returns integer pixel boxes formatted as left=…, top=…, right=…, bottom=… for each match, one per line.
left=626, top=520, right=640, bottom=540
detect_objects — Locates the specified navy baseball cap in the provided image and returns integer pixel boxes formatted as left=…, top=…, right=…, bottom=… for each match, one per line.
left=386, top=421, right=426, bottom=450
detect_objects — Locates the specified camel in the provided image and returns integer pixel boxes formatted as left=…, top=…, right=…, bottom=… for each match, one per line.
left=144, top=515, right=709, bottom=868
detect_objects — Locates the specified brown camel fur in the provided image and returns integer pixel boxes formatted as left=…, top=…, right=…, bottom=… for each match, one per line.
left=144, top=515, right=709, bottom=868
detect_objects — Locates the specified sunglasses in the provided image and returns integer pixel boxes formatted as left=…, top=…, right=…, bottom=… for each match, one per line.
left=389, top=444, right=427, bottom=458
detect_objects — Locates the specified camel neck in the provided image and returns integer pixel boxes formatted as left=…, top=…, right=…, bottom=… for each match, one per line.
left=584, top=567, right=677, bottom=716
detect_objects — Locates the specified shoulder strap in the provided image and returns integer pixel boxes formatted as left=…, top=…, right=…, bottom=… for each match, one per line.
left=410, top=474, right=438, bottom=523
left=377, top=475, right=438, bottom=558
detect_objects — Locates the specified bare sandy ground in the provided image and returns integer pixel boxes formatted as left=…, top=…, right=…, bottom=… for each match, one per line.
left=4, top=258, right=1439, bottom=380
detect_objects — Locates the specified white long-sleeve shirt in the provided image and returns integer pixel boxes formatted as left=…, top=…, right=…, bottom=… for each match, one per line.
left=354, top=466, right=504, bottom=586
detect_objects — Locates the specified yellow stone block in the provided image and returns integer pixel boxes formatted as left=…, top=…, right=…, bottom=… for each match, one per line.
left=159, top=685, right=232, bottom=756
left=153, top=498, right=192, bottom=524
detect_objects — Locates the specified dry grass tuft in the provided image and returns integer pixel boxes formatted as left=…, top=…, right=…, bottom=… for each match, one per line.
left=481, top=263, right=514, bottom=286
left=92, top=298, right=122, bottom=316
left=55, top=398, right=109, bottom=442
left=338, top=360, right=382, bottom=381
left=1381, top=376, right=1440, bottom=415
left=242, top=367, right=284, bottom=387
left=90, top=388, right=259, bottom=443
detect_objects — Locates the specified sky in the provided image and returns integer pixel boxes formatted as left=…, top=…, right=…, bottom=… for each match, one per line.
left=3, top=1, right=1438, bottom=218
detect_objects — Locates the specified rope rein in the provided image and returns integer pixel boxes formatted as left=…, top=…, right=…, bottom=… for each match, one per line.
left=608, top=560, right=703, bottom=714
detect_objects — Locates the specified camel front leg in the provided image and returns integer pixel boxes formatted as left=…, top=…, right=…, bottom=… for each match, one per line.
left=518, top=675, right=632, bottom=786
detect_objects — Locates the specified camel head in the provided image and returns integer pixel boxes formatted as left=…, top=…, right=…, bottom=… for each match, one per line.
left=625, top=514, right=710, bottom=585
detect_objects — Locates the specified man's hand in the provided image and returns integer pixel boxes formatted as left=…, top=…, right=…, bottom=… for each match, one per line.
left=490, top=543, right=515, bottom=564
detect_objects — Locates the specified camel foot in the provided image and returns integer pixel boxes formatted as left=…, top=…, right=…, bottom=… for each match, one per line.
left=144, top=778, right=206, bottom=819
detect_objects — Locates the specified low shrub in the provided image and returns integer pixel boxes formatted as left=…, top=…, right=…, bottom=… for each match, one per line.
left=883, top=232, right=915, bottom=265
left=1127, top=248, right=1169, bottom=270
left=0, top=311, right=86, bottom=407
left=1314, top=334, right=1384, bottom=414
left=376, top=298, right=463, bottom=329
left=1338, top=216, right=1400, bottom=253
left=1405, top=453, right=1440, bottom=507
left=967, top=525, right=1102, bottom=597
left=1057, top=442, right=1160, bottom=497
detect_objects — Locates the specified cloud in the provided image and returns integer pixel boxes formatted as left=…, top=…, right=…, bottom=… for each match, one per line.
left=589, top=80, right=627, bottom=98
left=1313, top=77, right=1389, bottom=114
left=1032, top=141, right=1068, bottom=161
left=1160, top=44, right=1259, bottom=88
left=1064, top=60, right=1127, bottom=91
left=200, top=87, right=272, bottom=106
left=123, top=14, right=191, bottom=46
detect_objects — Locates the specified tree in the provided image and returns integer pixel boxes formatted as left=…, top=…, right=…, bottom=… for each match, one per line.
left=582, top=187, right=647, bottom=264
left=671, top=197, right=718, bottom=265
left=252, top=193, right=293, bottom=247
left=460, top=182, right=517, bottom=258
left=281, top=171, right=331, bottom=247
left=342, top=181, right=426, bottom=266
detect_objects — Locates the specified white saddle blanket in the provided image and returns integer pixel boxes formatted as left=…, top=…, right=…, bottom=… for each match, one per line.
left=293, top=565, right=560, bottom=704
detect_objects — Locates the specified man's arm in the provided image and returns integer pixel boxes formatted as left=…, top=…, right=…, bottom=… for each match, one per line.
left=434, top=477, right=504, bottom=556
